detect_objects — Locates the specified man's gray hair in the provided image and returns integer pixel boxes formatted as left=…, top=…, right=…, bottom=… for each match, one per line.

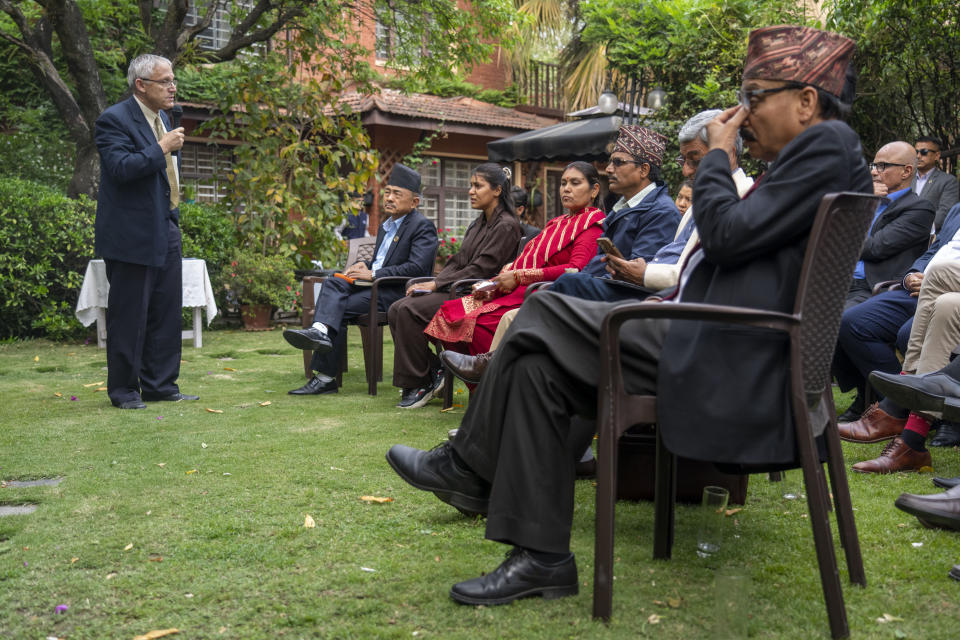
left=678, top=109, right=743, bottom=158
left=127, top=54, right=173, bottom=88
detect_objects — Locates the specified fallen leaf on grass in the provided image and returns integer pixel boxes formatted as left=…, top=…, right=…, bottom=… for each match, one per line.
left=133, top=629, right=180, bottom=640
left=897, top=523, right=907, bottom=528
left=725, top=508, right=742, bottom=517
left=201, top=443, right=208, bottom=449
left=911, top=542, right=923, bottom=548
left=83, top=381, right=104, bottom=387
left=54, top=392, right=63, bottom=398
left=667, top=597, right=682, bottom=608
left=360, top=567, right=376, bottom=572
left=148, top=555, right=162, bottom=562
left=205, top=408, right=223, bottom=414
left=304, top=514, right=316, bottom=528
left=156, top=463, right=166, bottom=468
left=223, top=367, right=237, bottom=371
left=439, top=407, right=457, bottom=413
left=185, top=469, right=197, bottom=475
left=647, top=613, right=661, bottom=624
left=106, top=572, right=117, bottom=580
left=876, top=613, right=903, bottom=624
left=258, top=401, right=271, bottom=407
left=360, top=496, right=394, bottom=504
left=124, top=543, right=134, bottom=551
left=70, top=557, right=79, bottom=564
left=54, top=604, right=68, bottom=614
left=34, top=355, right=39, bottom=362
left=330, top=466, right=345, bottom=471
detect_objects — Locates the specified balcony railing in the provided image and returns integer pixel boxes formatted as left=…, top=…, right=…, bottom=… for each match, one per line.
left=517, top=61, right=564, bottom=115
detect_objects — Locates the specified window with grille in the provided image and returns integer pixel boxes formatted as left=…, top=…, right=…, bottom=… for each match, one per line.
left=413, top=156, right=481, bottom=233
left=179, top=142, right=234, bottom=203
left=184, top=1, right=257, bottom=51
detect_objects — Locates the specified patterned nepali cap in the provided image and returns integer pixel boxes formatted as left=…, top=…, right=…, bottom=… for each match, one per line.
left=743, top=25, right=855, bottom=97
left=612, top=125, right=668, bottom=167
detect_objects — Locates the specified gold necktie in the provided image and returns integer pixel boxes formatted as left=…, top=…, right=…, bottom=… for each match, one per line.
left=154, top=115, right=180, bottom=209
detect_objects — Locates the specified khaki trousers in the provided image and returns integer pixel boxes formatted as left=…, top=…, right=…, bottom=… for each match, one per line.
left=902, top=259, right=960, bottom=373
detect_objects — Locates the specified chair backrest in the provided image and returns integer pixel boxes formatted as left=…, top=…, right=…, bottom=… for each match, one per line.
left=345, top=236, right=377, bottom=267
left=793, top=192, right=882, bottom=402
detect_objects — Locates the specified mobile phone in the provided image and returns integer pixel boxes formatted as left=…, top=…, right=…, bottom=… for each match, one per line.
left=410, top=288, right=431, bottom=296
left=473, top=280, right=497, bottom=293
left=597, top=236, right=624, bottom=259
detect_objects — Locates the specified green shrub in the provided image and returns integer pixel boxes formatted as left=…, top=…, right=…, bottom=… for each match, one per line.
left=180, top=201, right=239, bottom=311
left=0, top=177, right=95, bottom=340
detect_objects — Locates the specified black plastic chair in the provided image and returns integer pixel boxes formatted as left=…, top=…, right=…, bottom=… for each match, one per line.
left=593, top=192, right=882, bottom=639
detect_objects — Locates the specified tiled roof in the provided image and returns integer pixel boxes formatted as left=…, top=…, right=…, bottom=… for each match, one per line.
left=339, top=89, right=558, bottom=131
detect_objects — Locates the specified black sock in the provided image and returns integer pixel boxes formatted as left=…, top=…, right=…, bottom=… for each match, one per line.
left=448, top=445, right=473, bottom=473
left=900, top=429, right=927, bottom=452
left=878, top=398, right=909, bottom=420
left=525, top=548, right=570, bottom=564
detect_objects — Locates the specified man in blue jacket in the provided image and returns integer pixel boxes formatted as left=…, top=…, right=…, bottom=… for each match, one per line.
left=283, top=164, right=438, bottom=395
left=95, top=54, right=197, bottom=410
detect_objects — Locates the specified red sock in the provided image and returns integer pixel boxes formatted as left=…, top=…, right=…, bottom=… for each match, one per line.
left=903, top=412, right=932, bottom=438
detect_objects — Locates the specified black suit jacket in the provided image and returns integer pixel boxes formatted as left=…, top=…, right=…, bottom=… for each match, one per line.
left=860, top=190, right=934, bottom=287
left=364, top=209, right=438, bottom=279
left=912, top=167, right=960, bottom=231
left=656, top=119, right=874, bottom=466
left=95, top=96, right=177, bottom=267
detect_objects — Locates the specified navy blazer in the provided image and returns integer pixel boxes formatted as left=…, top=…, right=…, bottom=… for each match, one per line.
left=582, top=183, right=680, bottom=277
left=860, top=190, right=934, bottom=287
left=95, top=96, right=177, bottom=267
left=908, top=202, right=960, bottom=277
left=363, top=209, right=438, bottom=280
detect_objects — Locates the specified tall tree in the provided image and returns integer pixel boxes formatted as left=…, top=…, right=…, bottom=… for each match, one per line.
left=0, top=0, right=514, bottom=198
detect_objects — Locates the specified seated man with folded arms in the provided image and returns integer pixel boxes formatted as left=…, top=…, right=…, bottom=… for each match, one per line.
left=388, top=163, right=521, bottom=409
left=442, top=109, right=754, bottom=383
left=386, top=25, right=870, bottom=605
left=282, top=164, right=437, bottom=395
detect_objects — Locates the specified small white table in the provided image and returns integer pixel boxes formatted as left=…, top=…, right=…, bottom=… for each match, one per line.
left=75, top=258, right=218, bottom=348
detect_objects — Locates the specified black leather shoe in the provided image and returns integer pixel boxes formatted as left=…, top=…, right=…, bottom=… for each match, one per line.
left=283, top=327, right=333, bottom=353
left=931, top=421, right=960, bottom=447
left=288, top=374, right=338, bottom=395
left=950, top=564, right=960, bottom=581
left=397, top=369, right=444, bottom=409
left=449, top=547, right=578, bottom=605
left=386, top=442, right=489, bottom=515
left=575, top=458, right=597, bottom=479
left=933, top=476, right=960, bottom=490
left=869, top=370, right=960, bottom=416
left=114, top=399, right=147, bottom=409
left=838, top=394, right=865, bottom=424
left=142, top=392, right=199, bottom=402
left=894, top=485, right=960, bottom=531
left=440, top=350, right=492, bottom=385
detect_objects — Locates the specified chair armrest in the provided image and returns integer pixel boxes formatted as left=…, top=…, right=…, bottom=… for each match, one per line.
left=871, top=279, right=901, bottom=295
left=524, top=281, right=552, bottom=298
left=368, top=276, right=416, bottom=317
left=449, top=278, right=482, bottom=298
left=599, top=301, right=798, bottom=397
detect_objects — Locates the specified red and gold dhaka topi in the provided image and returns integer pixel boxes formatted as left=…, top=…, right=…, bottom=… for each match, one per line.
left=425, top=206, right=605, bottom=354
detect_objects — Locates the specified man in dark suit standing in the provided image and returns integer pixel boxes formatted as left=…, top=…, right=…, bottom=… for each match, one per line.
left=95, top=54, right=197, bottom=410
left=283, top=164, right=437, bottom=395
left=912, top=136, right=959, bottom=232
left=844, top=141, right=934, bottom=309
left=386, top=26, right=871, bottom=605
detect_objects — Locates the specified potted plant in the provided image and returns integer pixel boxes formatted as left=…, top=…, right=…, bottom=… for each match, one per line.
left=222, top=249, right=300, bottom=330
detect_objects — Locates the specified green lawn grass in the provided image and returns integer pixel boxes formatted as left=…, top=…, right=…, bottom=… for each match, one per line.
left=1, top=328, right=958, bottom=639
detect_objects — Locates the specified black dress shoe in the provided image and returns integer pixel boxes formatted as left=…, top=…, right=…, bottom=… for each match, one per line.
left=114, top=399, right=147, bottom=409
left=931, top=421, right=960, bottom=447
left=449, top=547, right=578, bottom=605
left=283, top=327, right=333, bottom=353
left=142, top=392, right=199, bottom=402
left=397, top=369, right=444, bottom=409
left=386, top=442, right=490, bottom=515
left=288, top=374, right=338, bottom=395
left=950, top=564, right=960, bottom=581
left=933, top=476, right=960, bottom=490
left=575, top=458, right=597, bottom=479
left=837, top=394, right=865, bottom=424
left=869, top=370, right=960, bottom=416
left=440, top=350, right=492, bottom=385
left=894, top=485, right=960, bottom=531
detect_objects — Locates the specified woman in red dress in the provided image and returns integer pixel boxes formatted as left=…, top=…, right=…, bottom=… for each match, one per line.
left=425, top=161, right=605, bottom=355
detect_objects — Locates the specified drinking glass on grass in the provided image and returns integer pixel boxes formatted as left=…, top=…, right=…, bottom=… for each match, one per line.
left=696, top=485, right=730, bottom=558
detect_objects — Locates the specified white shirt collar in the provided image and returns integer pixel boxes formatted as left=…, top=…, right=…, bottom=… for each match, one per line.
left=612, top=181, right=658, bottom=212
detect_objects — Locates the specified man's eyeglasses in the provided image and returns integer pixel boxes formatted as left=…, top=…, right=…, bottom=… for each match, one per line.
left=140, top=78, right=177, bottom=88
left=675, top=154, right=701, bottom=169
left=869, top=162, right=907, bottom=172
left=917, top=148, right=938, bottom=156
left=608, top=157, right=642, bottom=168
left=736, top=82, right=806, bottom=111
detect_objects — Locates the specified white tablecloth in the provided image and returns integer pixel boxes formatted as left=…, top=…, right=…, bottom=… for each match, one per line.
left=75, top=258, right=218, bottom=346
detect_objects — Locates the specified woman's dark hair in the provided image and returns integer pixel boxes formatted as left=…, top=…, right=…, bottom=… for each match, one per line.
left=510, top=185, right=528, bottom=210
left=563, top=160, right=603, bottom=208
left=677, top=178, right=694, bottom=194
left=472, top=162, right=516, bottom=216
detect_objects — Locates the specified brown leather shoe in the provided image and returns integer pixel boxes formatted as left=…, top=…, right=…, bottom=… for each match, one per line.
left=852, top=437, right=933, bottom=474
left=440, top=350, right=492, bottom=385
left=838, top=403, right=906, bottom=443
left=894, top=484, right=960, bottom=530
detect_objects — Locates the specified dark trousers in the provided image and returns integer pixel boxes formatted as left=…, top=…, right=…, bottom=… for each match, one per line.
left=309, top=276, right=403, bottom=376
left=104, top=219, right=182, bottom=404
left=844, top=278, right=874, bottom=310
left=551, top=272, right=657, bottom=303
left=387, top=291, right=446, bottom=389
left=453, top=291, right=666, bottom=553
left=834, top=287, right=917, bottom=398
